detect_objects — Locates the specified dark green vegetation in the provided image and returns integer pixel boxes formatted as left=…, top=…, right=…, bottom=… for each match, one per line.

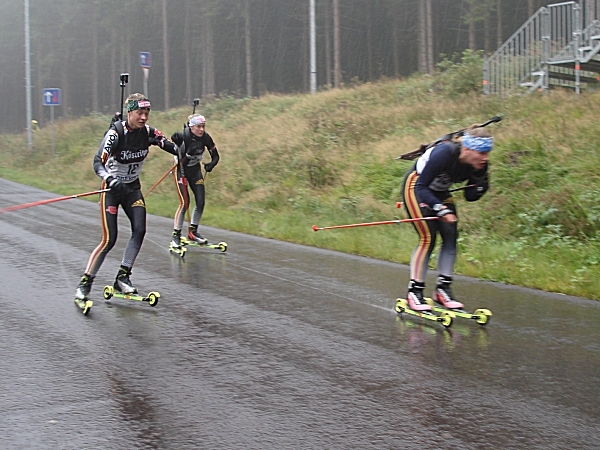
left=1, top=63, right=599, bottom=300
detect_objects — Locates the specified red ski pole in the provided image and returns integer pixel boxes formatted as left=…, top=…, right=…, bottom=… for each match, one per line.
left=312, top=216, right=438, bottom=231
left=0, top=188, right=110, bottom=214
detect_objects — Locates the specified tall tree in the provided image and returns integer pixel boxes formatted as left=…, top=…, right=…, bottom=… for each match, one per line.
left=162, top=0, right=170, bottom=110
left=245, top=0, right=253, bottom=97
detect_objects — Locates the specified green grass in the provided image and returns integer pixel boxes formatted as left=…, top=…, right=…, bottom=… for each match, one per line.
left=1, top=72, right=599, bottom=300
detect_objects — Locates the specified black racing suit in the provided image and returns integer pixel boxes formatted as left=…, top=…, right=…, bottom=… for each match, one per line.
left=83, top=121, right=177, bottom=277
left=401, top=141, right=489, bottom=282
left=170, top=129, right=219, bottom=231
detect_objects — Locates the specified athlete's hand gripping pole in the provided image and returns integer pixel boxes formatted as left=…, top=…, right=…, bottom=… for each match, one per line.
left=312, top=216, right=438, bottom=231
left=0, top=189, right=110, bottom=214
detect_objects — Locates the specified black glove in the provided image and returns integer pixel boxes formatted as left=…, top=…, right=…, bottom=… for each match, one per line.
left=106, top=176, right=125, bottom=194
left=171, top=132, right=184, bottom=147
left=203, top=161, right=216, bottom=172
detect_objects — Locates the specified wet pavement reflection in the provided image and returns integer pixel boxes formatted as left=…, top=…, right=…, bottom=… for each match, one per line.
left=0, top=178, right=599, bottom=449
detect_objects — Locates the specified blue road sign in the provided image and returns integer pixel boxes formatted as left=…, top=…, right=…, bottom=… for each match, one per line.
left=43, top=88, right=61, bottom=106
left=140, top=52, right=151, bottom=68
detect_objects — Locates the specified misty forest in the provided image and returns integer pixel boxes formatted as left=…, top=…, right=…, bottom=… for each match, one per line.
left=0, top=0, right=549, bottom=133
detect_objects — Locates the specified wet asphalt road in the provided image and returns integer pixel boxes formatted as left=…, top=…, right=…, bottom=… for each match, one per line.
left=0, top=177, right=599, bottom=450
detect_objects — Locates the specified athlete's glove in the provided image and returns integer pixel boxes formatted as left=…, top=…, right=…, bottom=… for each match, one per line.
left=106, top=176, right=125, bottom=194
left=204, top=161, right=216, bottom=172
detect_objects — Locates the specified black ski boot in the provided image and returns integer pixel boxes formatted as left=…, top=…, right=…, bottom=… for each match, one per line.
left=75, top=274, right=95, bottom=300
left=434, top=275, right=464, bottom=309
left=114, top=266, right=137, bottom=294
left=188, top=224, right=208, bottom=245
left=171, top=229, right=182, bottom=249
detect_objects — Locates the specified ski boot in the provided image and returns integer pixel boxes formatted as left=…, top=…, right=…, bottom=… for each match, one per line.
left=434, top=275, right=464, bottom=309
left=187, top=224, right=208, bottom=245
left=406, top=280, right=432, bottom=311
left=74, top=274, right=94, bottom=315
left=395, top=280, right=453, bottom=327
left=75, top=274, right=94, bottom=300
left=114, top=266, right=137, bottom=294
left=169, top=229, right=186, bottom=256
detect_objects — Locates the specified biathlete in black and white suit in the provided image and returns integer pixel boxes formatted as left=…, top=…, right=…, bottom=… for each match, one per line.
left=169, top=113, right=220, bottom=248
left=401, top=127, right=492, bottom=312
left=75, top=93, right=178, bottom=301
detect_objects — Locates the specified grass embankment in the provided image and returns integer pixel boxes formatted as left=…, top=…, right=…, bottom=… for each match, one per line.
left=1, top=76, right=599, bottom=299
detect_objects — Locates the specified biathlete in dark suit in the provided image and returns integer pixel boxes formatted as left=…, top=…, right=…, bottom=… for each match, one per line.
left=401, top=127, right=492, bottom=311
left=169, top=113, right=220, bottom=249
left=75, top=94, right=178, bottom=301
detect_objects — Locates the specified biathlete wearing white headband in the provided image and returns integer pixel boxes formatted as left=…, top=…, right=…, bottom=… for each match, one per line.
left=400, top=128, right=492, bottom=313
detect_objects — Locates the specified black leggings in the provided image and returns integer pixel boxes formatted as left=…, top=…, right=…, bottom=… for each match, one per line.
left=402, top=170, right=458, bottom=282
left=84, top=179, right=146, bottom=276
left=173, top=164, right=205, bottom=230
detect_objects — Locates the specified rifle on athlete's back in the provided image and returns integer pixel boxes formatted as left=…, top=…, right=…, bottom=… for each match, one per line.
left=395, top=115, right=502, bottom=161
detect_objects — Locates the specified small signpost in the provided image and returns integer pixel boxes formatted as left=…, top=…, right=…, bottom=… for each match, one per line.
left=43, top=88, right=61, bottom=157
left=140, top=52, right=151, bottom=97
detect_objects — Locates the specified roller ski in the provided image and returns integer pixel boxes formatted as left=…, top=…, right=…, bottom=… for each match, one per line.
left=182, top=225, right=227, bottom=252
left=103, top=285, right=160, bottom=306
left=169, top=230, right=187, bottom=257
left=102, top=266, right=159, bottom=307
left=74, top=274, right=94, bottom=315
left=180, top=236, right=227, bottom=252
left=424, top=298, right=492, bottom=326
left=425, top=275, right=492, bottom=326
left=395, top=298, right=454, bottom=327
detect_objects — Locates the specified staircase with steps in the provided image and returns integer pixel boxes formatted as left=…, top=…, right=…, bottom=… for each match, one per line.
left=484, top=1, right=600, bottom=96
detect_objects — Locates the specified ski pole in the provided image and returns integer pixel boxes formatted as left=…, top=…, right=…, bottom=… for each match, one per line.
left=0, top=189, right=110, bottom=214
left=144, top=162, right=179, bottom=197
left=312, top=216, right=438, bottom=231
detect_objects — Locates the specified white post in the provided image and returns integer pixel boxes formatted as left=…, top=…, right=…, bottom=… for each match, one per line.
left=309, top=0, right=317, bottom=94
left=50, top=106, right=55, bottom=158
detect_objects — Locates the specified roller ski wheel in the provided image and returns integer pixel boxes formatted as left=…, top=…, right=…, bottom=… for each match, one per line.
left=395, top=298, right=453, bottom=328
left=74, top=298, right=93, bottom=316
left=424, top=298, right=492, bottom=326
left=181, top=237, right=227, bottom=253
left=169, top=241, right=187, bottom=258
left=103, top=285, right=160, bottom=307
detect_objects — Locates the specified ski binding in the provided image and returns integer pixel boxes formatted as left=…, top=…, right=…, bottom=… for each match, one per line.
left=395, top=298, right=454, bottom=327
left=169, top=241, right=187, bottom=257
left=103, top=285, right=160, bottom=307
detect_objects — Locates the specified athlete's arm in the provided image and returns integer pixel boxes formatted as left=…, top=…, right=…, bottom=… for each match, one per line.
left=149, top=127, right=178, bottom=155
left=93, top=129, right=119, bottom=180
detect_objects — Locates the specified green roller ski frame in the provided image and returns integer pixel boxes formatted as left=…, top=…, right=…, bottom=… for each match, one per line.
left=395, top=298, right=454, bottom=327
left=74, top=298, right=93, bottom=315
left=424, top=297, right=492, bottom=325
left=103, top=286, right=160, bottom=307
left=169, top=241, right=187, bottom=257
left=180, top=236, right=227, bottom=252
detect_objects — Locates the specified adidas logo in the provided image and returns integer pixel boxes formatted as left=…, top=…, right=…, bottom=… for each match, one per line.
left=131, top=199, right=146, bottom=208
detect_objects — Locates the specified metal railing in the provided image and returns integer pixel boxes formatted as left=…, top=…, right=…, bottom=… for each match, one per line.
left=484, top=2, right=579, bottom=96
